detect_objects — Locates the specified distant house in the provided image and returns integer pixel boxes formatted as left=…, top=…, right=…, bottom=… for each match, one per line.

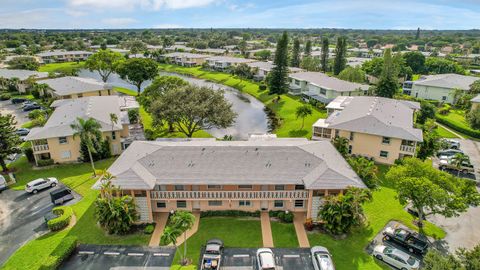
left=246, top=61, right=303, bottom=81
left=346, top=57, right=369, bottom=68
left=0, top=69, right=49, bottom=93
left=41, top=76, right=115, bottom=99
left=36, top=50, right=93, bottom=64
left=313, top=96, right=422, bottom=165
left=164, top=45, right=194, bottom=53
left=288, top=72, right=370, bottom=104
left=402, top=73, right=479, bottom=103
left=347, top=48, right=383, bottom=58
left=161, top=52, right=211, bottom=67
left=196, top=48, right=228, bottom=55
left=245, top=48, right=276, bottom=59
left=25, top=96, right=140, bottom=165
left=206, top=56, right=255, bottom=70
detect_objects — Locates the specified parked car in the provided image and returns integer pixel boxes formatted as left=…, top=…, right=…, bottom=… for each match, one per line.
left=439, top=159, right=474, bottom=174
left=21, top=101, right=36, bottom=108
left=11, top=97, right=28, bottom=104
left=311, top=246, right=335, bottom=270
left=15, top=128, right=30, bottom=136
left=383, top=227, right=429, bottom=255
left=201, top=239, right=224, bottom=270
left=25, top=177, right=58, bottom=194
left=256, top=248, right=276, bottom=270
left=441, top=139, right=460, bottom=150
left=372, top=244, right=420, bottom=270
left=0, top=175, right=7, bottom=193
left=23, top=104, right=42, bottom=111
left=437, top=149, right=463, bottom=160
left=50, top=187, right=74, bottom=205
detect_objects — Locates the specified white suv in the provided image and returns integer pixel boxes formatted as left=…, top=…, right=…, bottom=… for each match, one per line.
left=25, top=177, right=58, bottom=194
left=256, top=248, right=276, bottom=270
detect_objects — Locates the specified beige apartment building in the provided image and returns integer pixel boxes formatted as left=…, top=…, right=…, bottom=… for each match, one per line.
left=25, top=96, right=140, bottom=165
left=312, top=96, right=423, bottom=165
left=41, top=76, right=115, bottom=99
left=161, top=52, right=211, bottom=67
left=0, top=69, right=49, bottom=93
left=96, top=138, right=366, bottom=223
left=36, top=50, right=93, bottom=64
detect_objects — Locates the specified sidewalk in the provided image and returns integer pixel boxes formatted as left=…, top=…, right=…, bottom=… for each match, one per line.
left=175, top=211, right=201, bottom=246
left=149, top=212, right=169, bottom=247
left=260, top=211, right=274, bottom=247
left=293, top=212, right=310, bottom=248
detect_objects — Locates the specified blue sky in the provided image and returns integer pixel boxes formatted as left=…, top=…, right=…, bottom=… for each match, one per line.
left=1, top=0, right=479, bottom=29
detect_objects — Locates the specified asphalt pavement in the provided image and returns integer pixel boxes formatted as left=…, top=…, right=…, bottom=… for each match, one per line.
left=0, top=99, right=29, bottom=128
left=0, top=184, right=80, bottom=266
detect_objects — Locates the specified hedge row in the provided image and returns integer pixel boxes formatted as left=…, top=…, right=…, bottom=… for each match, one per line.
left=268, top=210, right=294, bottom=223
left=436, top=114, right=480, bottom=139
left=37, top=159, right=54, bottom=167
left=39, top=236, right=77, bottom=270
left=47, top=206, right=73, bottom=231
left=200, top=210, right=261, bottom=218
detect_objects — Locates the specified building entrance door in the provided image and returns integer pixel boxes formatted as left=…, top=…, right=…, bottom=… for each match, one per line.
left=261, top=185, right=269, bottom=210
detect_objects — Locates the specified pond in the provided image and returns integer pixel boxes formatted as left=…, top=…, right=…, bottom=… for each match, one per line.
left=77, top=69, right=272, bottom=139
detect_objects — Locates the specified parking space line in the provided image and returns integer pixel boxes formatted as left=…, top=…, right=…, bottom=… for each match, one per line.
left=104, top=252, right=120, bottom=256
left=78, top=251, right=94, bottom=255
left=233, top=254, right=250, bottom=258
left=153, top=253, right=170, bottom=257
left=283, top=254, right=300, bottom=258
left=127, top=253, right=144, bottom=256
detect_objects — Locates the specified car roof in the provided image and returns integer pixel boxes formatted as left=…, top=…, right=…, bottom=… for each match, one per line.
left=29, top=178, right=46, bottom=184
left=391, top=248, right=413, bottom=261
left=50, top=187, right=70, bottom=195
left=259, top=251, right=275, bottom=268
left=314, top=253, right=334, bottom=270
left=207, top=239, right=224, bottom=246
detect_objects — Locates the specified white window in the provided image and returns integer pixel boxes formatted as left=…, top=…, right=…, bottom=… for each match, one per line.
left=58, top=137, right=67, bottom=144
left=207, top=185, right=222, bottom=189
left=61, top=150, right=71, bottom=159
left=156, top=201, right=166, bottom=208
left=348, top=145, right=353, bottom=154
left=442, top=96, right=447, bottom=101
left=239, top=200, right=251, bottom=207
left=274, top=185, right=284, bottom=191
left=208, top=200, right=222, bottom=206
left=238, top=185, right=252, bottom=189
left=380, top=151, right=389, bottom=158
left=177, top=201, right=187, bottom=208
left=174, top=185, right=184, bottom=191
left=274, top=200, right=284, bottom=208
left=382, top=137, right=391, bottom=144
left=294, top=200, right=304, bottom=208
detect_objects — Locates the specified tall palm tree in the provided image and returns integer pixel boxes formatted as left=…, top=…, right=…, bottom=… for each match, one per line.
left=109, top=113, right=118, bottom=132
left=70, top=117, right=102, bottom=177
left=171, top=211, right=196, bottom=265
left=295, top=104, right=313, bottom=129
left=452, top=153, right=470, bottom=176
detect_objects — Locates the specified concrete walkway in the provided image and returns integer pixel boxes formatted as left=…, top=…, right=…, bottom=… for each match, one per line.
left=149, top=212, right=169, bottom=247
left=293, top=212, right=310, bottom=248
left=260, top=211, right=274, bottom=247
left=174, top=211, right=201, bottom=246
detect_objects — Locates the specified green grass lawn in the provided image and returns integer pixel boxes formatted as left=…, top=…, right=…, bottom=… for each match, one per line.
left=38, top=61, right=85, bottom=73
left=2, top=157, right=150, bottom=270
left=436, top=124, right=459, bottom=138
left=307, top=164, right=445, bottom=270
left=113, top=86, right=138, bottom=96
left=171, top=217, right=262, bottom=268
left=436, top=109, right=479, bottom=139
left=271, top=221, right=299, bottom=248
left=158, top=64, right=327, bottom=138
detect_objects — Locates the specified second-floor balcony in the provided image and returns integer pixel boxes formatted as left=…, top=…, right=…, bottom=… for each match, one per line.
left=150, top=190, right=310, bottom=200
left=400, top=144, right=415, bottom=153
left=33, top=144, right=49, bottom=152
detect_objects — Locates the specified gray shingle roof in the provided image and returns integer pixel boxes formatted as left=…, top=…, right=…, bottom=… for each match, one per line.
left=42, top=76, right=111, bottom=96
left=319, top=96, right=423, bottom=141
left=206, top=56, right=255, bottom=64
left=289, top=72, right=369, bottom=92
left=0, top=69, right=48, bottom=81
left=104, top=139, right=365, bottom=190
left=413, top=74, right=479, bottom=90
left=162, top=52, right=211, bottom=59
left=36, top=50, right=93, bottom=57
left=25, top=96, right=124, bottom=140
left=247, top=61, right=303, bottom=73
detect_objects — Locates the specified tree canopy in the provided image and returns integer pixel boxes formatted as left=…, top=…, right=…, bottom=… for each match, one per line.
left=268, top=31, right=290, bottom=95
left=6, top=57, right=39, bottom=71
left=85, top=49, right=125, bottom=82
left=0, top=114, right=22, bottom=172
left=338, top=66, right=366, bottom=83
left=139, top=75, right=189, bottom=112
left=116, top=58, right=159, bottom=94
left=333, top=36, right=347, bottom=75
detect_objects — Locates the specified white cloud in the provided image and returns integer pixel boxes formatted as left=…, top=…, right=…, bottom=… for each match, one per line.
left=0, top=8, right=62, bottom=28
left=102, top=17, right=138, bottom=26
left=153, top=23, right=183, bottom=28
left=67, top=0, right=216, bottom=10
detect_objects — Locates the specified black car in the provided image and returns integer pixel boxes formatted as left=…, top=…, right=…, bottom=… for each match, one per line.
left=11, top=97, right=28, bottom=104
left=23, top=104, right=41, bottom=111
left=50, top=187, right=74, bottom=205
left=15, top=128, right=30, bottom=136
left=383, top=227, right=429, bottom=255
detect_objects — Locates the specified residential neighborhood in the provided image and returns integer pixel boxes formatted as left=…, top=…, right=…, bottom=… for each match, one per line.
left=1, top=1, right=480, bottom=270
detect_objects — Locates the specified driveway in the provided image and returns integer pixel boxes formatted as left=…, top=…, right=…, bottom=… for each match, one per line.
left=60, top=245, right=176, bottom=270
left=0, top=184, right=80, bottom=265
left=0, top=100, right=29, bottom=128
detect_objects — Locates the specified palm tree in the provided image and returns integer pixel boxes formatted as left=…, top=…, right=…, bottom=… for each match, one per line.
left=344, top=187, right=372, bottom=224
left=160, top=226, right=181, bottom=248
left=70, top=117, right=102, bottom=177
left=452, top=153, right=470, bottom=176
left=295, top=104, right=313, bottom=129
left=171, top=211, right=196, bottom=265
left=109, top=113, right=118, bottom=132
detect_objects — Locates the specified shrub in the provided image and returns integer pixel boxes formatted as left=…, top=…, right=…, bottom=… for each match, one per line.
left=128, top=109, right=139, bottom=124
left=37, top=159, right=54, bottom=167
left=268, top=210, right=294, bottom=223
left=436, top=114, right=480, bottom=139
left=47, top=206, right=73, bottom=231
left=200, top=210, right=261, bottom=218
left=144, top=224, right=155, bottom=234
left=259, top=83, right=267, bottom=91
left=0, top=93, right=11, bottom=100
left=39, top=236, right=77, bottom=270
left=23, top=147, right=35, bottom=163
left=437, top=104, right=451, bottom=115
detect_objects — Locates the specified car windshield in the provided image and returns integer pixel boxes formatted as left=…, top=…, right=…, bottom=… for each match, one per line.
left=315, top=254, right=334, bottom=270
left=407, top=256, right=417, bottom=265
left=383, top=247, right=393, bottom=255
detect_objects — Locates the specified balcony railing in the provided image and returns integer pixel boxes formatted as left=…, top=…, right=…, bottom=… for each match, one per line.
left=33, top=144, right=49, bottom=152
left=400, top=145, right=415, bottom=153
left=150, top=190, right=309, bottom=200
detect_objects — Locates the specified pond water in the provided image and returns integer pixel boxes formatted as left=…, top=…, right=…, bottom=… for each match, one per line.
left=77, top=69, right=271, bottom=139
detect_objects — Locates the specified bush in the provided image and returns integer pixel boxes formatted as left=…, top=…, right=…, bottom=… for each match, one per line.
left=200, top=210, right=261, bottom=218
left=259, top=83, right=267, bottom=91
left=437, top=104, right=451, bottom=115
left=23, top=147, right=35, bottom=163
left=128, top=109, right=139, bottom=124
left=144, top=224, right=155, bottom=234
left=436, top=114, right=480, bottom=139
left=39, top=236, right=77, bottom=270
left=37, top=159, right=54, bottom=167
left=0, top=93, right=11, bottom=100
left=47, top=206, right=73, bottom=231
left=268, top=210, right=294, bottom=223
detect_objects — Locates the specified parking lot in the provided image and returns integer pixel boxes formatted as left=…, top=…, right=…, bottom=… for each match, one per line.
left=198, top=247, right=314, bottom=270
left=0, top=184, right=80, bottom=265
left=60, top=245, right=176, bottom=270
left=432, top=139, right=478, bottom=181
left=0, top=99, right=29, bottom=128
